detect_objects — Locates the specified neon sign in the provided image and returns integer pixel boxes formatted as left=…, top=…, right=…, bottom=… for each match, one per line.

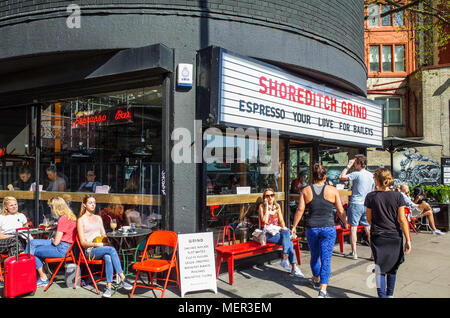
left=72, top=106, right=133, bottom=128
left=0, top=147, right=6, bottom=157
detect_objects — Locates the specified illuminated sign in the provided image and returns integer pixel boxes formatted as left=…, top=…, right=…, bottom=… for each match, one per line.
left=0, top=147, right=6, bottom=157
left=72, top=106, right=133, bottom=128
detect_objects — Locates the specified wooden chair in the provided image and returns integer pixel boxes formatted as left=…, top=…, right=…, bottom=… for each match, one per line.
left=129, top=230, right=180, bottom=298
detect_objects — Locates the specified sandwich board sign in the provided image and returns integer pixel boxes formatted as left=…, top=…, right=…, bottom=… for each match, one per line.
left=178, top=232, right=217, bottom=297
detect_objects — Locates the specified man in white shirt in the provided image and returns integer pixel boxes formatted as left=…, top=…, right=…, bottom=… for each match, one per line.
left=399, top=184, right=444, bottom=235
left=339, top=154, right=374, bottom=259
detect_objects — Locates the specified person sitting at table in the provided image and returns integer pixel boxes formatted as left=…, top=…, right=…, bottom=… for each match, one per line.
left=0, top=196, right=29, bottom=256
left=124, top=204, right=142, bottom=227
left=77, top=194, right=133, bottom=298
left=7, top=167, right=35, bottom=220
left=258, top=188, right=304, bottom=278
left=290, top=171, right=307, bottom=194
left=45, top=166, right=67, bottom=192
left=26, top=196, right=77, bottom=287
left=99, top=200, right=125, bottom=231
left=399, top=184, right=444, bottom=235
left=77, top=170, right=102, bottom=193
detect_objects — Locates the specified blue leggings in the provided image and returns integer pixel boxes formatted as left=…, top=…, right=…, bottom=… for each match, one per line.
left=306, top=226, right=336, bottom=285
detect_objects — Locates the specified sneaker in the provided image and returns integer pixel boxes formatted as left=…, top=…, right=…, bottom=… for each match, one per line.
left=102, top=287, right=112, bottom=298
left=344, top=252, right=358, bottom=260
left=280, top=258, right=291, bottom=271
left=121, top=279, right=133, bottom=291
left=318, top=290, right=329, bottom=298
left=36, top=279, right=49, bottom=288
left=291, top=267, right=304, bottom=278
left=387, top=295, right=394, bottom=298
left=432, top=229, right=445, bottom=235
left=311, top=278, right=321, bottom=290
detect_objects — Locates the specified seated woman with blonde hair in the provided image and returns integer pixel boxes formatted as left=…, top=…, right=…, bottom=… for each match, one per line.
left=27, top=196, right=78, bottom=287
left=0, top=196, right=28, bottom=256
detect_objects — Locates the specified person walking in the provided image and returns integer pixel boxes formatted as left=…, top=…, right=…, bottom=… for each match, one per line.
left=339, top=154, right=374, bottom=259
left=365, top=168, right=411, bottom=298
left=259, top=188, right=304, bottom=278
left=292, top=164, right=347, bottom=298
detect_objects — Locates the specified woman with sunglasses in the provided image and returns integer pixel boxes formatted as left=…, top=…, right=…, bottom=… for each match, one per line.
left=77, top=194, right=133, bottom=298
left=26, top=196, right=77, bottom=287
left=292, top=163, right=347, bottom=298
left=258, top=188, right=304, bottom=278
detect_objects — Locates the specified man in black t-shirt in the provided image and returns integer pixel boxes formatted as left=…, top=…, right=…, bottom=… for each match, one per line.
left=7, top=167, right=34, bottom=220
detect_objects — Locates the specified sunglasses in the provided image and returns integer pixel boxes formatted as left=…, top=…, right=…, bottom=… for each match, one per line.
left=264, top=193, right=275, bottom=198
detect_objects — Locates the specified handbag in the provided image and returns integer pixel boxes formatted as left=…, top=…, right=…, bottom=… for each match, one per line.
left=64, top=263, right=80, bottom=288
left=251, top=229, right=266, bottom=246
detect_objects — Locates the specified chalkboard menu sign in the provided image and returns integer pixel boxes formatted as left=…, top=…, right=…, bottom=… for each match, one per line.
left=442, top=157, right=450, bottom=185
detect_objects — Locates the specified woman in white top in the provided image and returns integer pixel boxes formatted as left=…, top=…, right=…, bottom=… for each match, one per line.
left=0, top=196, right=29, bottom=256
left=77, top=194, right=133, bottom=298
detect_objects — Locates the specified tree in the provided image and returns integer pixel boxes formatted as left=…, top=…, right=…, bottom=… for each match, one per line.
left=365, top=0, right=450, bottom=70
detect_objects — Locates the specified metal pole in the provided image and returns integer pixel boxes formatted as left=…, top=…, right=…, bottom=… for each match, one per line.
left=34, top=104, right=42, bottom=225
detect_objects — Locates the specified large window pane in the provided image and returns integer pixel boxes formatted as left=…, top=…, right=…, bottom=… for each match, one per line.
left=376, top=97, right=401, bottom=125
left=368, top=4, right=380, bottom=27
left=382, top=46, right=393, bottom=72
left=370, top=46, right=380, bottom=72
left=394, top=11, right=404, bottom=26
left=381, top=5, right=392, bottom=26
left=395, top=45, right=405, bottom=71
left=40, top=86, right=164, bottom=229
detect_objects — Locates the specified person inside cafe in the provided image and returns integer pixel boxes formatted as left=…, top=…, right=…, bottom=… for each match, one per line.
left=290, top=170, right=307, bottom=194
left=7, top=166, right=34, bottom=220
left=26, top=196, right=77, bottom=288
left=99, top=197, right=125, bottom=231
left=292, top=163, right=347, bottom=298
left=0, top=196, right=28, bottom=256
left=258, top=188, right=304, bottom=278
left=45, top=165, right=67, bottom=192
left=77, top=194, right=133, bottom=298
left=399, top=184, right=444, bottom=235
left=77, top=170, right=102, bottom=193
left=124, top=203, right=142, bottom=227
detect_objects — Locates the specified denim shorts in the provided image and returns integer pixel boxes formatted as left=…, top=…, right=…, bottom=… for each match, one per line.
left=347, top=204, right=369, bottom=227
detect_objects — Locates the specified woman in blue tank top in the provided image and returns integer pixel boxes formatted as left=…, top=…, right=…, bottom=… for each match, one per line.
left=292, top=164, right=347, bottom=298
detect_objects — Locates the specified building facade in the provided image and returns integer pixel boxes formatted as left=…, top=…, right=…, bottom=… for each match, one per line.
left=364, top=1, right=450, bottom=185
left=0, top=0, right=381, bottom=234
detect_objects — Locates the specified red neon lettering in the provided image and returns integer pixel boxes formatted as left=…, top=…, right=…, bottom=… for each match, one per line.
left=115, top=110, right=131, bottom=120
left=0, top=147, right=5, bottom=157
left=72, top=114, right=107, bottom=127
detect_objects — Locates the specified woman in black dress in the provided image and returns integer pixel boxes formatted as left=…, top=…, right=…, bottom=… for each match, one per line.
left=365, top=168, right=411, bottom=298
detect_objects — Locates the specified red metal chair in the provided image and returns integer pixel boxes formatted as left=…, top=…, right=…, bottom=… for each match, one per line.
left=215, top=225, right=236, bottom=248
left=73, top=236, right=105, bottom=294
left=129, top=230, right=180, bottom=298
left=404, top=207, right=418, bottom=234
left=44, top=240, right=77, bottom=291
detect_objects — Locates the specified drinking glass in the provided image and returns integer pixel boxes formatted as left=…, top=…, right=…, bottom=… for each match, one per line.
left=110, top=219, right=117, bottom=233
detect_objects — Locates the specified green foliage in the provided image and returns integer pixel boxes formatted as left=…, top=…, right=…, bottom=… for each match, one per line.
left=422, top=185, right=450, bottom=203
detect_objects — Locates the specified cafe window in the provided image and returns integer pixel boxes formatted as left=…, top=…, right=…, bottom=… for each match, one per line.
left=204, top=130, right=285, bottom=235
left=0, top=85, right=165, bottom=229
left=319, top=146, right=360, bottom=186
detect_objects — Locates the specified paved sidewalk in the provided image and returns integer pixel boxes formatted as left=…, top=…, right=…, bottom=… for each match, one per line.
left=9, top=231, right=450, bottom=299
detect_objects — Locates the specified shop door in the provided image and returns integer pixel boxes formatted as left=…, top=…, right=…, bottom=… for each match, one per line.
left=287, top=142, right=312, bottom=225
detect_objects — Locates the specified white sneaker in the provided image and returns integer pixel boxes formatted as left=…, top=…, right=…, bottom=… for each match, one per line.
left=291, top=267, right=304, bottom=278
left=432, top=229, right=445, bottom=235
left=280, top=259, right=291, bottom=271
left=344, top=252, right=358, bottom=260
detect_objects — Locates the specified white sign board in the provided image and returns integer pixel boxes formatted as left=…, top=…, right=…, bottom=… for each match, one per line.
left=219, top=51, right=383, bottom=147
left=178, top=232, right=217, bottom=297
left=177, top=63, right=193, bottom=88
